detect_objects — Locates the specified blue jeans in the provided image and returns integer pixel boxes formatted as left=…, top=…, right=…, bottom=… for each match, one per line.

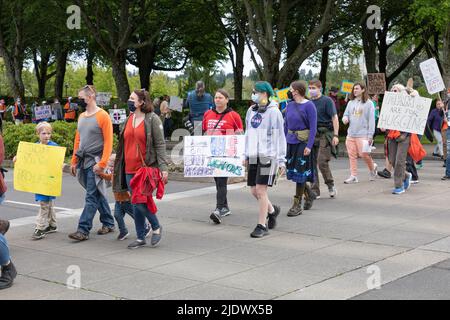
left=114, top=201, right=135, bottom=234
left=446, top=130, right=450, bottom=176
left=126, top=174, right=160, bottom=240
left=0, top=234, right=10, bottom=266
left=77, top=166, right=115, bottom=235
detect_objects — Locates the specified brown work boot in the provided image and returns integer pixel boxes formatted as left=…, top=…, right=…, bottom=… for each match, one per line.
left=68, top=231, right=89, bottom=241
left=287, top=196, right=303, bottom=217
left=303, top=185, right=316, bottom=210
left=97, top=226, right=115, bottom=235
left=0, top=220, right=10, bottom=235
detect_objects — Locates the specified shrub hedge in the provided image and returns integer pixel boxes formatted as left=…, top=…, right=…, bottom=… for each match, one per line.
left=2, top=121, right=118, bottom=161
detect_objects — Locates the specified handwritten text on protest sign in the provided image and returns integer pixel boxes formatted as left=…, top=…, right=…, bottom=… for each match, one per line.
left=184, top=135, right=245, bottom=177
left=420, top=58, right=446, bottom=94
left=377, top=92, right=432, bottom=135
left=367, top=73, right=386, bottom=95
left=14, top=142, right=66, bottom=196
left=35, top=105, right=53, bottom=120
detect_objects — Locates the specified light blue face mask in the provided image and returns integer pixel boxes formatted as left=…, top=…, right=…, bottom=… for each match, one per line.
left=251, top=93, right=260, bottom=104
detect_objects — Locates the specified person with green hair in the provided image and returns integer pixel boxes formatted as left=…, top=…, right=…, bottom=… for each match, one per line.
left=244, top=81, right=287, bottom=238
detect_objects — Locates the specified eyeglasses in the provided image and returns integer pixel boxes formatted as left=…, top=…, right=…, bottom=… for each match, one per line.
left=82, top=85, right=96, bottom=94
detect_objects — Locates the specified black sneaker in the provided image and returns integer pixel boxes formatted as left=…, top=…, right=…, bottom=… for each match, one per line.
left=128, top=239, right=146, bottom=249
left=210, top=209, right=222, bottom=224
left=377, top=168, right=392, bottom=179
left=250, top=224, right=269, bottom=238
left=44, top=225, right=57, bottom=234
left=442, top=176, right=450, bottom=180
left=117, top=231, right=130, bottom=241
left=32, top=229, right=46, bottom=240
left=267, top=205, right=280, bottom=229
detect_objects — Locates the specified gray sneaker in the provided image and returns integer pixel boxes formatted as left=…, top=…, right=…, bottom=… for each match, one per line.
left=128, top=239, right=146, bottom=249
left=219, top=207, right=232, bottom=217
left=151, top=226, right=162, bottom=246
left=328, top=185, right=337, bottom=198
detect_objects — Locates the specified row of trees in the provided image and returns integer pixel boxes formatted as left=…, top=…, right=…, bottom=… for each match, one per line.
left=0, top=0, right=448, bottom=103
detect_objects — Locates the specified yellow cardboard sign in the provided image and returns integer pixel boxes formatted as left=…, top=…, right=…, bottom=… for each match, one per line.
left=341, top=80, right=354, bottom=94
left=14, top=142, right=66, bottom=196
left=275, top=87, right=290, bottom=103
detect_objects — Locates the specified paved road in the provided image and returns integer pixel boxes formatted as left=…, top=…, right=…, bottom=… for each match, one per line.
left=1, top=170, right=214, bottom=221
left=2, top=157, right=450, bottom=300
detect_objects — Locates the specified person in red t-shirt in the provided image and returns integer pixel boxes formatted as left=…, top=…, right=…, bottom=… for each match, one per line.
left=202, top=89, right=243, bottom=224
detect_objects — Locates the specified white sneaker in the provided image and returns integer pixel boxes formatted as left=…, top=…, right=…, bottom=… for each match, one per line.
left=369, top=163, right=378, bottom=181
left=344, top=176, right=359, bottom=184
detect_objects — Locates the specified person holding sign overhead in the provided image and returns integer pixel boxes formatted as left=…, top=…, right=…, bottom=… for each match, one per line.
left=203, top=89, right=244, bottom=224
left=342, top=83, right=378, bottom=184
left=382, top=84, right=413, bottom=194
left=68, top=85, right=116, bottom=241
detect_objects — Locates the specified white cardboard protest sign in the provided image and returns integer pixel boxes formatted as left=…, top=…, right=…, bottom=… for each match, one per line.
left=420, top=58, right=446, bottom=94
left=169, top=96, right=183, bottom=112
left=109, top=109, right=127, bottom=125
left=184, top=135, right=245, bottom=177
left=34, top=105, right=53, bottom=120
left=377, top=91, right=432, bottom=135
left=96, top=92, right=112, bottom=106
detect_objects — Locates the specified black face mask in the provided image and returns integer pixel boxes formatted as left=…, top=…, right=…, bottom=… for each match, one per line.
left=78, top=99, right=87, bottom=109
left=287, top=91, right=294, bottom=101
left=127, top=100, right=137, bottom=113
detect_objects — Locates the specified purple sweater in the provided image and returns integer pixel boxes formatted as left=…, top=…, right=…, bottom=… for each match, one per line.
left=427, top=108, right=443, bottom=132
left=284, top=100, right=317, bottom=149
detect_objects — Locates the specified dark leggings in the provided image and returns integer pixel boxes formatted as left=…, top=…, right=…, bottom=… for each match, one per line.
left=296, top=183, right=314, bottom=200
left=214, top=177, right=228, bottom=209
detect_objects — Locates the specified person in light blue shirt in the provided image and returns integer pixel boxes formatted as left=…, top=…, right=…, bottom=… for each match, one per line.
left=186, top=81, right=213, bottom=134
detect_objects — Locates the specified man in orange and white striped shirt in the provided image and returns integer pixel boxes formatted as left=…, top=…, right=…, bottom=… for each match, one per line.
left=68, top=85, right=115, bottom=241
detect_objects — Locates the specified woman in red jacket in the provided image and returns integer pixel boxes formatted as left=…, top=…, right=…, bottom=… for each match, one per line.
left=202, top=89, right=244, bottom=224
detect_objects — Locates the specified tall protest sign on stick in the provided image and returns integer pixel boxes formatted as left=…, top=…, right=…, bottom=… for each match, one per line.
left=96, top=92, right=112, bottom=106
left=419, top=58, right=446, bottom=94
left=367, top=73, right=386, bottom=95
left=377, top=92, right=432, bottom=135
left=184, top=135, right=245, bottom=178
left=14, top=142, right=66, bottom=196
left=340, top=80, right=354, bottom=94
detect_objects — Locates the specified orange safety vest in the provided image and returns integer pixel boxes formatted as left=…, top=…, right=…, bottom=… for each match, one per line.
left=64, top=102, right=76, bottom=120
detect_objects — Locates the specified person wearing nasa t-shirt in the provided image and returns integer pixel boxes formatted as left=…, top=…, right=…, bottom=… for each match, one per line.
left=244, top=81, right=286, bottom=239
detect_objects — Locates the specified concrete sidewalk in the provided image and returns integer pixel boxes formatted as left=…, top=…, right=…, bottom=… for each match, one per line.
left=2, top=159, right=450, bottom=300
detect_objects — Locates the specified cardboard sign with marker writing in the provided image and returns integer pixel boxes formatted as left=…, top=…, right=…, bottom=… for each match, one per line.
left=341, top=80, right=354, bottom=94
left=184, top=135, right=245, bottom=177
left=14, top=142, right=66, bottom=196
left=367, top=73, right=386, bottom=95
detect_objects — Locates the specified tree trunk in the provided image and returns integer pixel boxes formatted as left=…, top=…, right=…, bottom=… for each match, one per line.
left=54, top=46, right=68, bottom=99
left=442, top=24, right=450, bottom=92
left=86, top=46, right=95, bottom=85
left=137, top=45, right=155, bottom=91
left=33, top=50, right=52, bottom=99
left=362, top=26, right=378, bottom=73
left=1, top=53, right=24, bottom=99
left=319, top=32, right=330, bottom=90
left=111, top=51, right=130, bottom=103
left=233, top=32, right=245, bottom=101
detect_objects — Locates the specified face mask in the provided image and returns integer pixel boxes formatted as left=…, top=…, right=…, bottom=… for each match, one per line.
left=251, top=93, right=260, bottom=104
left=309, top=89, right=319, bottom=98
left=127, top=100, right=137, bottom=113
left=287, top=91, right=294, bottom=100
left=79, top=99, right=87, bottom=109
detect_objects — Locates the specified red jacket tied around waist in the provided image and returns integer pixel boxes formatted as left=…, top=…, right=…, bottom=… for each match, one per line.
left=130, top=167, right=165, bottom=214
